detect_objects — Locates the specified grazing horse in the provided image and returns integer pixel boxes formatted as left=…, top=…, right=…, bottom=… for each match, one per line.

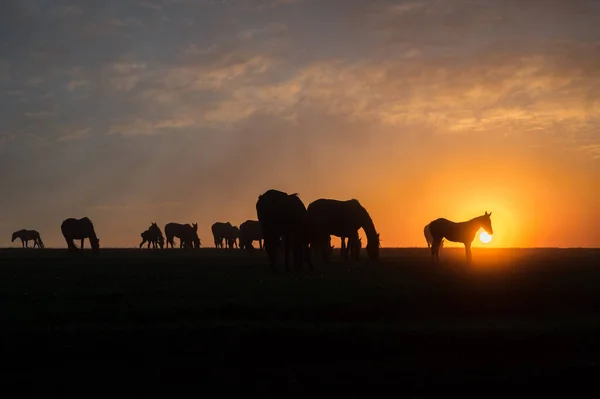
left=61, top=217, right=100, bottom=253
left=11, top=229, right=44, bottom=248
left=211, top=222, right=239, bottom=249
left=239, top=220, right=263, bottom=251
left=306, top=198, right=380, bottom=263
left=256, top=189, right=311, bottom=272
left=424, top=223, right=443, bottom=249
left=428, top=211, right=493, bottom=263
left=165, top=222, right=200, bottom=249
left=140, top=222, right=164, bottom=249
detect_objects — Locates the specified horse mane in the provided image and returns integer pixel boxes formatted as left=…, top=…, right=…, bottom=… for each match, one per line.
left=289, top=192, right=299, bottom=197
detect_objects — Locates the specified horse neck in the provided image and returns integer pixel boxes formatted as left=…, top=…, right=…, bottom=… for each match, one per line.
left=358, top=207, right=378, bottom=242
left=465, top=216, right=485, bottom=235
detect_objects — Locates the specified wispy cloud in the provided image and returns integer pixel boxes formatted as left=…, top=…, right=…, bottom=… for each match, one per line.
left=66, top=79, right=90, bottom=91
left=57, top=128, right=91, bottom=142
left=579, top=143, right=600, bottom=159
left=238, top=22, right=287, bottom=40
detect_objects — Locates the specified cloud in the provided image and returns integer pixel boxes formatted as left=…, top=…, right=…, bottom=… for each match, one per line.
left=579, top=143, right=600, bottom=159
left=57, top=128, right=91, bottom=142
left=66, top=80, right=91, bottom=91
left=238, top=22, right=287, bottom=40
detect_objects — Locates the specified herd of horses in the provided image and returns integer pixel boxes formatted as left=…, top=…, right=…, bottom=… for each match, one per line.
left=8, top=189, right=494, bottom=270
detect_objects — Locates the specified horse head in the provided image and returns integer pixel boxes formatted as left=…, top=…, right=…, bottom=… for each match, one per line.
left=482, top=211, right=493, bottom=235
left=91, top=237, right=100, bottom=253
left=366, top=233, right=380, bottom=261
left=192, top=223, right=198, bottom=232
left=11, top=232, right=17, bottom=242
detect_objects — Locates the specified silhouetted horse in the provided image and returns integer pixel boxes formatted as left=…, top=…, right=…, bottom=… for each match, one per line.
left=165, top=222, right=200, bottom=249
left=11, top=229, right=44, bottom=248
left=306, top=198, right=380, bottom=262
left=256, top=189, right=311, bottom=272
left=428, top=211, right=493, bottom=263
left=61, top=217, right=100, bottom=253
left=239, top=220, right=263, bottom=251
left=211, top=222, right=239, bottom=249
left=227, top=226, right=240, bottom=249
left=424, top=223, right=443, bottom=249
left=140, top=222, right=164, bottom=249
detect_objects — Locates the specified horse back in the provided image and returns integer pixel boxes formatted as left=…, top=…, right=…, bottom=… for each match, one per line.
left=307, top=198, right=365, bottom=235
left=61, top=217, right=96, bottom=238
left=256, top=191, right=306, bottom=231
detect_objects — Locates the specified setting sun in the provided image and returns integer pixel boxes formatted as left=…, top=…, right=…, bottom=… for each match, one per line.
left=479, top=231, right=493, bottom=244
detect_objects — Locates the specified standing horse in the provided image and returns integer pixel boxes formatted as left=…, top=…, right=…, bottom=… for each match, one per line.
left=211, top=222, right=239, bottom=249
left=11, top=229, right=44, bottom=248
left=61, top=217, right=100, bottom=253
left=256, top=189, right=311, bottom=272
left=140, top=222, right=164, bottom=249
left=165, top=222, right=200, bottom=249
left=424, top=223, right=443, bottom=249
left=428, top=211, right=493, bottom=263
left=227, top=226, right=240, bottom=249
left=306, top=198, right=380, bottom=263
left=239, top=220, right=263, bottom=251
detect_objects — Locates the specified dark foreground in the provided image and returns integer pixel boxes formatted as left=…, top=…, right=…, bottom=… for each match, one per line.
left=1, top=247, right=600, bottom=396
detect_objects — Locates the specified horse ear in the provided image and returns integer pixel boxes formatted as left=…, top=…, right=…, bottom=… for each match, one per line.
left=488, top=212, right=492, bottom=216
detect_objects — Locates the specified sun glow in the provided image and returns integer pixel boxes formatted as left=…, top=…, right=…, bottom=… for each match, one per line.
left=479, top=231, right=493, bottom=244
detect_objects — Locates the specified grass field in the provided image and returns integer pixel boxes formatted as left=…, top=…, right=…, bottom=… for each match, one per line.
left=1, top=247, right=600, bottom=396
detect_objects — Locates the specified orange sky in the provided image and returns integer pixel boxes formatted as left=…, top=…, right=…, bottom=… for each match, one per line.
left=1, top=0, right=599, bottom=248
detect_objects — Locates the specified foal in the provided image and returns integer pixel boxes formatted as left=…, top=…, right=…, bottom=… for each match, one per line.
left=428, top=211, right=493, bottom=263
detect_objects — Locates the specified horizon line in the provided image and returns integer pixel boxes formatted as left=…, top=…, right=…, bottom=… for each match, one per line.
left=1, top=246, right=599, bottom=250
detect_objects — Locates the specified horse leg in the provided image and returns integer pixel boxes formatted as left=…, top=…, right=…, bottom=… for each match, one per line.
left=431, top=239, right=442, bottom=264
left=342, top=238, right=350, bottom=262
left=263, top=234, right=279, bottom=272
left=465, top=243, right=472, bottom=263
left=305, top=240, right=313, bottom=270
left=284, top=237, right=293, bottom=272
left=66, top=239, right=77, bottom=252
